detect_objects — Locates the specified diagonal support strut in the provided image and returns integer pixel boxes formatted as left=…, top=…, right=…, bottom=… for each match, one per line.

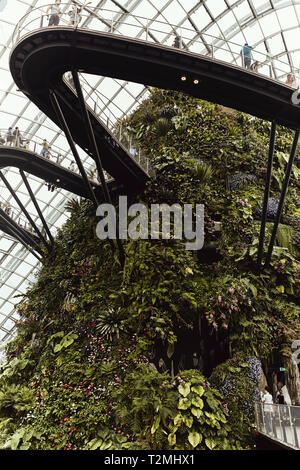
left=264, top=128, right=300, bottom=268
left=49, top=89, right=99, bottom=209
left=257, top=120, right=277, bottom=270
left=19, top=170, right=54, bottom=246
left=71, top=69, right=125, bottom=266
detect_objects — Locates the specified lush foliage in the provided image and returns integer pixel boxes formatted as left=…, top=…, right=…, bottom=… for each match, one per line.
left=210, top=355, right=261, bottom=447
left=0, top=89, right=299, bottom=450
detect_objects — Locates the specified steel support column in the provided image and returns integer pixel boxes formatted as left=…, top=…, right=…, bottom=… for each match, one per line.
left=264, top=129, right=300, bottom=268
left=19, top=170, right=54, bottom=246
left=49, top=87, right=118, bottom=257
left=71, top=69, right=125, bottom=266
left=0, top=171, right=49, bottom=252
left=49, top=90, right=99, bottom=208
left=71, top=70, right=113, bottom=206
left=257, top=120, right=276, bottom=269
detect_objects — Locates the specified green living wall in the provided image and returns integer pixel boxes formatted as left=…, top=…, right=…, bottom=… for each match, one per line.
left=0, top=89, right=299, bottom=450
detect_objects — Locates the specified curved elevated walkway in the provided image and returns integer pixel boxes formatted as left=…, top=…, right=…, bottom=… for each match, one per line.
left=0, top=145, right=123, bottom=250
left=10, top=27, right=300, bottom=131
left=10, top=29, right=151, bottom=190
left=8, top=24, right=300, bottom=263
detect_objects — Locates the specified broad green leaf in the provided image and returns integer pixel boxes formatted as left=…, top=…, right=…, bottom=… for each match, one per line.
left=191, top=385, right=204, bottom=396
left=62, top=338, right=75, bottom=348
left=178, top=383, right=190, bottom=397
left=88, top=438, right=102, bottom=450
left=188, top=431, right=202, bottom=448
left=151, top=415, right=161, bottom=434
left=53, top=343, right=63, bottom=353
left=168, top=433, right=176, bottom=446
left=19, top=442, right=31, bottom=450
left=173, top=414, right=183, bottom=427
left=205, top=438, right=217, bottom=450
left=191, top=407, right=202, bottom=419
left=100, top=440, right=112, bottom=450
left=56, top=355, right=64, bottom=367
left=191, top=396, right=204, bottom=409
left=178, top=398, right=191, bottom=410
left=23, top=429, right=34, bottom=443
left=18, top=359, right=28, bottom=370
left=217, top=414, right=227, bottom=424
left=183, top=415, right=193, bottom=428
left=10, top=429, right=25, bottom=450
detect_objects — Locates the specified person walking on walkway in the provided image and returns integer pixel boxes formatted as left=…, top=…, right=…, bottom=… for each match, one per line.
left=285, top=73, right=297, bottom=88
left=40, top=139, right=51, bottom=159
left=172, top=35, right=181, bottom=49
left=241, top=43, right=253, bottom=69
left=5, top=127, right=14, bottom=146
left=13, top=127, right=21, bottom=147
left=46, top=0, right=61, bottom=27
left=250, top=61, right=259, bottom=72
left=68, top=161, right=76, bottom=172
left=4, top=201, right=11, bottom=216
left=262, top=386, right=274, bottom=434
left=276, top=389, right=285, bottom=405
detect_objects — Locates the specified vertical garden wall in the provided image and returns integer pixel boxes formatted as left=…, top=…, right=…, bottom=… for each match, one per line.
left=0, top=89, right=299, bottom=450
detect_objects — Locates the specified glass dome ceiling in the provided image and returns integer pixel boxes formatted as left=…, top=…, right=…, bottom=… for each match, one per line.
left=0, top=0, right=300, bottom=349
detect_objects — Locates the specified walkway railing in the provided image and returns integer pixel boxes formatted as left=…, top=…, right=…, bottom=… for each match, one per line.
left=255, top=402, right=300, bottom=449
left=0, top=128, right=71, bottom=167
left=0, top=202, right=36, bottom=234
left=12, top=4, right=300, bottom=88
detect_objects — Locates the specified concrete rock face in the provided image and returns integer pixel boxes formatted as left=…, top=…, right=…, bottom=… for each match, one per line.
left=285, top=356, right=300, bottom=405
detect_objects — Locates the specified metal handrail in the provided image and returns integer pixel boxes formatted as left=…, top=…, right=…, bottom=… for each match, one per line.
left=0, top=201, right=37, bottom=233
left=255, top=402, right=300, bottom=449
left=0, top=128, right=78, bottom=170
left=11, top=4, right=300, bottom=88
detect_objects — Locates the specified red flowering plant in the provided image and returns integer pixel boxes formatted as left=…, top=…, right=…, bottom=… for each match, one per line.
left=202, top=275, right=287, bottom=357
left=204, top=277, right=256, bottom=332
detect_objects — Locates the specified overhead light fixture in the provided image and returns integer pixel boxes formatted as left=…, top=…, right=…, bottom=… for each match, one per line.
left=194, top=79, right=199, bottom=85
left=181, top=76, right=187, bottom=81
left=56, top=179, right=60, bottom=183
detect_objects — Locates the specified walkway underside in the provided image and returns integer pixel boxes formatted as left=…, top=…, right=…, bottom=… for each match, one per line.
left=10, top=28, right=300, bottom=131
left=0, top=146, right=122, bottom=200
